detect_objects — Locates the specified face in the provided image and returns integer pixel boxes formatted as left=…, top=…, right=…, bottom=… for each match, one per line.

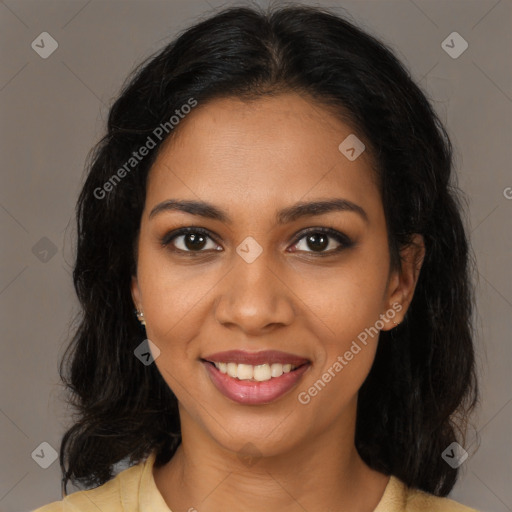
left=131, top=93, right=423, bottom=459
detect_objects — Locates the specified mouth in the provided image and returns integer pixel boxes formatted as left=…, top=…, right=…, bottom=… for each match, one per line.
left=201, top=350, right=311, bottom=405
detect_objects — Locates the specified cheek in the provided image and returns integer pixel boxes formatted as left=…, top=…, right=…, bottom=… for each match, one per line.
left=135, top=250, right=203, bottom=378
left=298, top=278, right=384, bottom=417
left=137, top=240, right=215, bottom=334
left=297, top=245, right=389, bottom=405
left=306, top=252, right=389, bottom=344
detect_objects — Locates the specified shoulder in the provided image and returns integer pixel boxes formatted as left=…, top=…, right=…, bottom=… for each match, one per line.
left=376, top=475, right=480, bottom=512
left=31, top=459, right=146, bottom=512
left=406, top=486, right=480, bottom=512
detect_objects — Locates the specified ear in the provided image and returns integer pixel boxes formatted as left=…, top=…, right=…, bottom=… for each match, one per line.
left=131, top=275, right=142, bottom=311
left=380, top=234, right=425, bottom=331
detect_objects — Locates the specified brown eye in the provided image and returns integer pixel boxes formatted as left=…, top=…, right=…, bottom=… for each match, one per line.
left=303, top=233, right=330, bottom=252
left=182, top=232, right=207, bottom=251
left=290, top=228, right=354, bottom=255
left=161, top=227, right=221, bottom=253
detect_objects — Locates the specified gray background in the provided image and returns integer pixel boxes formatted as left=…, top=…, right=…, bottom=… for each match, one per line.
left=0, top=0, right=511, bottom=511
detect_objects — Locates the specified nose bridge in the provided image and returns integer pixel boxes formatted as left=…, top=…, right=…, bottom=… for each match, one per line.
left=214, top=242, right=295, bottom=333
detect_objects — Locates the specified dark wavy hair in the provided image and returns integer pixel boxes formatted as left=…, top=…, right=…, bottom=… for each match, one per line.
left=58, top=2, right=479, bottom=498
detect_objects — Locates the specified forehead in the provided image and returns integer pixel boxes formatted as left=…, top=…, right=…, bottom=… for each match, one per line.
left=145, top=93, right=380, bottom=221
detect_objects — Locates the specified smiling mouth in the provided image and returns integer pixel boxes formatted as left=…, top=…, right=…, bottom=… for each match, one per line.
left=200, top=349, right=311, bottom=404
left=202, top=358, right=311, bottom=405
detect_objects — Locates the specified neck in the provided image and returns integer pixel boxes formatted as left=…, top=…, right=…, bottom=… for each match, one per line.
left=153, top=400, right=389, bottom=512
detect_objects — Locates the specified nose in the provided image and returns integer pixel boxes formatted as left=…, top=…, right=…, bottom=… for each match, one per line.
left=214, top=252, right=296, bottom=336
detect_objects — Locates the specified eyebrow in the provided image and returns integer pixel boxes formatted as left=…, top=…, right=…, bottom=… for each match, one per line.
left=149, top=198, right=368, bottom=224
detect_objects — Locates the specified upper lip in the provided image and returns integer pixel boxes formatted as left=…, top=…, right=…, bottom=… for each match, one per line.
left=202, top=350, right=310, bottom=366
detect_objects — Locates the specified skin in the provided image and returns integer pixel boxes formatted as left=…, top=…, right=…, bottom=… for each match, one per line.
left=131, top=93, right=425, bottom=512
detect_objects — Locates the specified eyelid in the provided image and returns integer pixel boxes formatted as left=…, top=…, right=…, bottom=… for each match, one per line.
left=290, top=226, right=353, bottom=251
left=160, top=226, right=221, bottom=250
left=160, top=226, right=354, bottom=254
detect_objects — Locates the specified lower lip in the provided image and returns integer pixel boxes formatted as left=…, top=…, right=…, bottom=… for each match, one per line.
left=203, top=361, right=310, bottom=405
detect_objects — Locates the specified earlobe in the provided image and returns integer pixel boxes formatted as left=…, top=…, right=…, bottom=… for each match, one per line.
left=381, top=234, right=425, bottom=331
left=131, top=276, right=147, bottom=326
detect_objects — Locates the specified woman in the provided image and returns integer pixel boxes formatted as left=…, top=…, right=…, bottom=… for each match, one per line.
left=33, top=4, right=480, bottom=511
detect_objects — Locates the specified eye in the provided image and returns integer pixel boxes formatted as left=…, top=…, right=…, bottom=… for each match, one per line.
left=289, top=227, right=354, bottom=255
left=161, top=227, right=222, bottom=253
left=161, top=226, right=354, bottom=256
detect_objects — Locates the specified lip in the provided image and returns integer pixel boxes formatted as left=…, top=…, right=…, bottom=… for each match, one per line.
left=203, top=350, right=310, bottom=366
left=202, top=359, right=311, bottom=405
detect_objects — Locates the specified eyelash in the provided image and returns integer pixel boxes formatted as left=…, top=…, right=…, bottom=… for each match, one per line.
left=160, top=226, right=354, bottom=257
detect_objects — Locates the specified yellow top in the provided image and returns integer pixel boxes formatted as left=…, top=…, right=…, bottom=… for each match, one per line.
left=32, top=451, right=479, bottom=512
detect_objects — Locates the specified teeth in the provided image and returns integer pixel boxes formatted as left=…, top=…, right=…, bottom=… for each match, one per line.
left=237, top=364, right=253, bottom=380
left=227, top=362, right=238, bottom=378
left=254, top=364, right=271, bottom=381
left=213, top=362, right=299, bottom=381
left=270, top=363, right=283, bottom=378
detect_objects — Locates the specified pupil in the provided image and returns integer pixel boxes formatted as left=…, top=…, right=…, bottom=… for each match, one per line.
left=186, top=233, right=206, bottom=250
left=307, top=233, right=328, bottom=251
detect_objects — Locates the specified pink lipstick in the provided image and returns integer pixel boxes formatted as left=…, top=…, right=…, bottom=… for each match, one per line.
left=202, top=350, right=311, bottom=405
